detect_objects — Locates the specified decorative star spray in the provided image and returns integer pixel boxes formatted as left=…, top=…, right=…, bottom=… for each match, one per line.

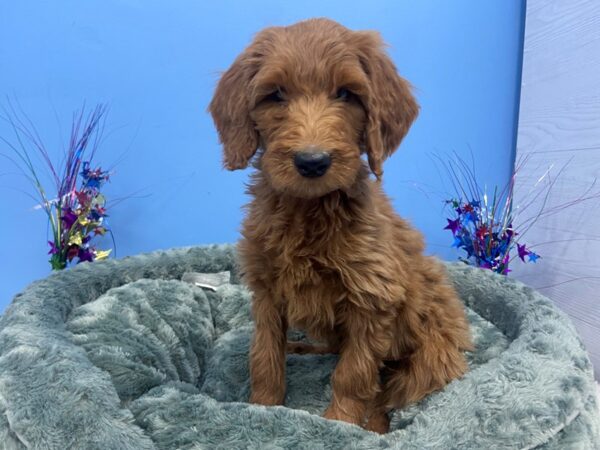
left=436, top=153, right=546, bottom=276
left=443, top=197, right=539, bottom=275
left=2, top=102, right=115, bottom=270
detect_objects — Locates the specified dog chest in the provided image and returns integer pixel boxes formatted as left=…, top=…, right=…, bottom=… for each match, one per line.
left=273, top=254, right=343, bottom=330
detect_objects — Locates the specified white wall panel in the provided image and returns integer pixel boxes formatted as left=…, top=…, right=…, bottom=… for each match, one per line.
left=514, top=0, right=600, bottom=378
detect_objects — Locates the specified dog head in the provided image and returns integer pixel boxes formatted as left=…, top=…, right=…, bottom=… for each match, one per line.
left=209, top=18, right=418, bottom=198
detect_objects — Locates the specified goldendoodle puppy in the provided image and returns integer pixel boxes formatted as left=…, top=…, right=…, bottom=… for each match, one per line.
left=209, top=18, right=472, bottom=433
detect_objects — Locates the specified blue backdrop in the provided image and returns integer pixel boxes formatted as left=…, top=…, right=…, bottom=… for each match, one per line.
left=0, top=1, right=525, bottom=311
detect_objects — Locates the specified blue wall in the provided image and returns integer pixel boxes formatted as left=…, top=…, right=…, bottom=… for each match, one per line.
left=0, top=1, right=525, bottom=311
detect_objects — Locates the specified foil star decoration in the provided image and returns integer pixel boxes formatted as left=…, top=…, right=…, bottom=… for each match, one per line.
left=444, top=218, right=461, bottom=235
left=437, top=150, right=600, bottom=277
left=444, top=196, right=540, bottom=276
left=3, top=102, right=115, bottom=270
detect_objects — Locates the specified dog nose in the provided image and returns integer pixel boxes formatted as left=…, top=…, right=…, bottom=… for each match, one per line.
left=294, top=151, right=331, bottom=178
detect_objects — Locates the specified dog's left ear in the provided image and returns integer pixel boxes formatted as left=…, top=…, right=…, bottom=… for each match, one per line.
left=352, top=31, right=419, bottom=179
left=209, top=46, right=261, bottom=170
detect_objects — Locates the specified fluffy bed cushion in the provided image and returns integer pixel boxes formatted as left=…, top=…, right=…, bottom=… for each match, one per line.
left=0, top=245, right=598, bottom=449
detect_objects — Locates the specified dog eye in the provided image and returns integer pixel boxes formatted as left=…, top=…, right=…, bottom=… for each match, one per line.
left=336, top=88, right=351, bottom=100
left=264, top=87, right=285, bottom=103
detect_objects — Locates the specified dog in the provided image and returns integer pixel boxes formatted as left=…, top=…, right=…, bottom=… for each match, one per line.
left=209, top=18, right=472, bottom=433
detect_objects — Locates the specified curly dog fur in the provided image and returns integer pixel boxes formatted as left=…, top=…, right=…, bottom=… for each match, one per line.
left=209, top=18, right=472, bottom=433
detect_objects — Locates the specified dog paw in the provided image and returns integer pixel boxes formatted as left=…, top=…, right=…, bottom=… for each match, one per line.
left=322, top=405, right=361, bottom=425
left=364, top=412, right=390, bottom=434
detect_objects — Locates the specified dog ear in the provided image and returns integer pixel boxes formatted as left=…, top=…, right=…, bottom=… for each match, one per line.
left=209, top=45, right=262, bottom=170
left=353, top=31, right=419, bottom=179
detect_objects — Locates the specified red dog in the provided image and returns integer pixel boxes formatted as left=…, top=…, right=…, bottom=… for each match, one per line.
left=209, top=18, right=472, bottom=433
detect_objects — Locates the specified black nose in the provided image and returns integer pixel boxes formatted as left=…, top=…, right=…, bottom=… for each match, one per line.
left=294, top=151, right=331, bottom=178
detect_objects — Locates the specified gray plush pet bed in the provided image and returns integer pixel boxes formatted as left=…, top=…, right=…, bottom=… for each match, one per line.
left=0, top=245, right=598, bottom=449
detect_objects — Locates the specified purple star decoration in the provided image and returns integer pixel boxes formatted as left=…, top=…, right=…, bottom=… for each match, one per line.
left=517, top=243, right=529, bottom=262
left=444, top=218, right=461, bottom=236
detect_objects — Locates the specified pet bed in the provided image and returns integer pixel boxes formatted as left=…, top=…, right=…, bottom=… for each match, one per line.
left=0, top=245, right=598, bottom=449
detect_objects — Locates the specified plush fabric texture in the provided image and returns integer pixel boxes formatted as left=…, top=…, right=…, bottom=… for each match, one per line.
left=0, top=245, right=598, bottom=449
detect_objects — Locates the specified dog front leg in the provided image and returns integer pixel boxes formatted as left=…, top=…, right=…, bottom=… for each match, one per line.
left=323, top=311, right=382, bottom=426
left=249, top=290, right=287, bottom=406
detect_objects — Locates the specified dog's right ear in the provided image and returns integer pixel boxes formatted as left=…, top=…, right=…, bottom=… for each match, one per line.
left=209, top=46, right=262, bottom=170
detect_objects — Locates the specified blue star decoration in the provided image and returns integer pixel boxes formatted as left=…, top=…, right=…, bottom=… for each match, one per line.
left=528, top=252, right=540, bottom=263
